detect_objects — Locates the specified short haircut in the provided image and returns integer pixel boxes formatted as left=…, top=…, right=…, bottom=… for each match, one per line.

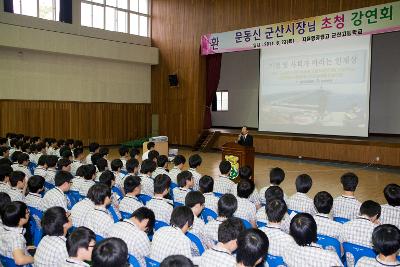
left=290, top=213, right=317, bottom=246
left=237, top=179, right=255, bottom=199
left=199, top=175, right=213, bottom=193
left=36, top=142, right=45, bottom=152
left=11, top=151, right=22, bottom=163
left=239, top=166, right=252, bottom=180
left=360, top=200, right=381, bottom=219
left=96, top=158, right=108, bottom=172
left=340, top=172, right=359, bottom=192
left=0, top=192, right=11, bottom=215
left=153, top=174, right=171, bottom=194
left=42, top=206, right=68, bottom=236
left=91, top=153, right=103, bottom=166
left=147, top=142, right=155, bottom=150
left=98, top=147, right=109, bottom=157
left=130, top=148, right=140, bottom=158
left=67, top=226, right=96, bottom=257
left=76, top=165, right=87, bottom=177
left=118, top=146, right=129, bottom=157
left=99, top=170, right=115, bottom=188
left=73, top=148, right=84, bottom=159
left=65, top=139, right=74, bottom=147
left=29, top=144, right=37, bottom=153
left=74, top=140, right=83, bottom=148
left=46, top=155, right=59, bottom=168
left=295, top=174, right=312, bottom=193
left=384, top=183, right=400, bottom=206
left=21, top=143, right=30, bottom=152
left=123, top=175, right=141, bottom=194
left=148, top=150, right=160, bottom=161
left=1, top=201, right=27, bottom=227
left=0, top=164, right=13, bottom=181
left=10, top=138, right=18, bottom=147
left=0, top=158, right=11, bottom=166
left=92, top=237, right=128, bottom=267
left=177, top=171, right=193, bottom=188
left=170, top=206, right=194, bottom=228
left=37, top=155, right=47, bottom=166
left=372, top=224, right=400, bottom=256
left=173, top=155, right=186, bottom=166
left=54, top=170, right=73, bottom=187
left=269, top=167, right=285, bottom=185
left=264, top=186, right=284, bottom=204
left=17, top=152, right=29, bottom=164
left=189, top=154, right=202, bottom=168
left=185, top=191, right=205, bottom=208
left=140, top=159, right=156, bottom=174
left=219, top=160, right=231, bottom=175
left=160, top=255, right=194, bottom=267
left=126, top=158, right=139, bottom=173
left=10, top=171, right=25, bottom=187
left=57, top=158, right=72, bottom=170
left=89, top=142, right=100, bottom=153
left=266, top=199, right=287, bottom=223
left=28, top=175, right=45, bottom=193
left=0, top=137, right=7, bottom=146
left=0, top=146, right=9, bottom=156
left=89, top=183, right=111, bottom=205
left=61, top=149, right=73, bottom=159
left=218, top=194, right=238, bottom=218
left=131, top=207, right=155, bottom=234
left=218, top=217, right=245, bottom=244
left=314, top=191, right=333, bottom=214
left=110, top=159, right=123, bottom=171
left=236, top=229, right=269, bottom=267
left=84, top=164, right=96, bottom=180
left=156, top=155, right=168, bottom=168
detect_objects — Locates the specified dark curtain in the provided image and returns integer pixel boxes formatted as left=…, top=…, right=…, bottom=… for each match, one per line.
left=203, top=53, right=222, bottom=129
left=59, top=0, right=72, bottom=23
left=4, top=0, right=13, bottom=13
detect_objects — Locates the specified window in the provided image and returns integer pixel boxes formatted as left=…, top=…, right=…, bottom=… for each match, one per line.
left=81, top=0, right=150, bottom=37
left=13, top=0, right=60, bottom=21
left=216, top=91, right=229, bottom=111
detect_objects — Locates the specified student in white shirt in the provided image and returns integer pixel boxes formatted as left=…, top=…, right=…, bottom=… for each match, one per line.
left=110, top=159, right=126, bottom=191
left=0, top=164, right=12, bottom=193
left=118, top=158, right=140, bottom=188
left=0, top=146, right=10, bottom=161
left=65, top=139, right=74, bottom=150
left=233, top=166, right=261, bottom=209
left=152, top=155, right=169, bottom=179
left=380, top=183, right=400, bottom=229
left=169, top=155, right=186, bottom=184
left=234, top=179, right=257, bottom=228
left=62, top=227, right=96, bottom=267
left=12, top=152, right=31, bottom=179
left=148, top=150, right=160, bottom=164
left=199, top=175, right=219, bottom=214
left=130, top=148, right=141, bottom=163
left=142, top=142, right=155, bottom=161
left=39, top=171, right=73, bottom=212
left=313, top=191, right=342, bottom=240
left=71, top=148, right=84, bottom=176
left=118, top=146, right=130, bottom=171
left=25, top=175, right=45, bottom=209
left=139, top=159, right=157, bottom=196
left=98, top=170, right=122, bottom=221
left=236, top=229, right=269, bottom=267
left=45, top=155, right=59, bottom=185
left=73, top=164, right=96, bottom=197
left=213, top=160, right=236, bottom=195
left=57, top=158, right=72, bottom=174
left=333, top=172, right=362, bottom=220
left=173, top=171, right=194, bottom=204
left=34, top=155, right=47, bottom=178
left=119, top=175, right=144, bottom=214
left=86, top=142, right=100, bottom=164
left=7, top=171, right=26, bottom=202
left=92, top=237, right=128, bottom=267
left=0, top=192, right=11, bottom=230
left=95, top=157, right=108, bottom=182
left=73, top=140, right=83, bottom=151
left=28, top=143, right=38, bottom=164
left=287, top=174, right=316, bottom=215
left=259, top=167, right=287, bottom=205
left=146, top=174, right=174, bottom=223
left=188, top=154, right=202, bottom=191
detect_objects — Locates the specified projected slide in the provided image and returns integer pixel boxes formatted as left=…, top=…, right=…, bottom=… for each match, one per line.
left=259, top=35, right=371, bottom=137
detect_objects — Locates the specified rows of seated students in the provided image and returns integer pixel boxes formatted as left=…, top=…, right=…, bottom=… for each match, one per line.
left=0, top=134, right=400, bottom=266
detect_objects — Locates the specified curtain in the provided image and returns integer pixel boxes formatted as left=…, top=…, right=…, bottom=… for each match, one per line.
left=203, top=53, right=222, bottom=129
left=4, top=0, right=13, bottom=13
left=59, top=0, right=72, bottom=23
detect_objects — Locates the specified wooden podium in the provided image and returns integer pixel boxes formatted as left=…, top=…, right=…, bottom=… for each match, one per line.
left=221, top=142, right=255, bottom=183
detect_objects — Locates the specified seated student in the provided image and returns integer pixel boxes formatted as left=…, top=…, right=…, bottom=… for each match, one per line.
left=45, top=155, right=59, bottom=185
left=21, top=143, right=30, bottom=154
left=82, top=183, right=114, bottom=238
left=71, top=148, right=84, bottom=176
left=380, top=183, right=400, bottom=229
left=146, top=174, right=174, bottom=223
left=148, top=150, right=160, bottom=163
left=25, top=175, right=45, bottom=209
left=10, top=151, right=23, bottom=168
left=313, top=191, right=342, bottom=240
left=70, top=186, right=95, bottom=227
left=232, top=166, right=261, bottom=209
left=110, top=159, right=125, bottom=190
left=95, top=157, right=108, bottom=182
left=74, top=140, right=83, bottom=150
left=99, top=170, right=122, bottom=220
left=169, top=155, right=186, bottom=184
left=34, top=206, right=72, bottom=267
left=108, top=207, right=155, bottom=267
left=142, top=142, right=155, bottom=161
left=46, top=138, right=56, bottom=156
left=0, top=147, right=11, bottom=165
left=119, top=176, right=144, bottom=214
left=198, top=217, right=244, bottom=267
left=0, top=201, right=34, bottom=265
left=86, top=142, right=100, bottom=164
left=356, top=224, right=400, bottom=267
left=139, top=159, right=157, bottom=196
left=333, top=172, right=362, bottom=220
left=118, top=146, right=130, bottom=171
left=92, top=237, right=128, bottom=267
left=259, top=167, right=287, bottom=204
left=73, top=164, right=96, bottom=196
left=213, top=160, right=236, bottom=195
left=152, top=155, right=169, bottom=179
left=40, top=170, right=73, bottom=212
left=65, top=139, right=75, bottom=150
left=9, top=138, right=19, bottom=159
left=33, top=143, right=46, bottom=164
left=130, top=148, right=141, bottom=162
left=12, top=152, right=32, bottom=179
left=204, top=194, right=238, bottom=243
left=161, top=255, right=194, bottom=267
left=0, top=192, right=11, bottom=230
left=61, top=149, right=73, bottom=162
left=7, top=171, right=26, bottom=202
left=34, top=155, right=47, bottom=177
left=28, top=144, right=38, bottom=164
left=234, top=179, right=257, bottom=228
left=259, top=199, right=295, bottom=257
left=63, top=226, right=96, bottom=267
left=173, top=171, right=194, bottom=204
left=98, top=147, right=110, bottom=164
left=283, top=213, right=343, bottom=267
left=57, top=158, right=72, bottom=173
left=256, top=186, right=289, bottom=225
left=199, top=175, right=219, bottom=213
left=0, top=164, right=12, bottom=194
left=116, top=158, right=140, bottom=189
left=188, top=154, right=202, bottom=191
left=287, top=174, right=316, bottom=214
left=150, top=206, right=194, bottom=262
left=236, top=229, right=269, bottom=267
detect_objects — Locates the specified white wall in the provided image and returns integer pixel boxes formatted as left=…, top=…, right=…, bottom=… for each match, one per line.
left=212, top=50, right=259, bottom=128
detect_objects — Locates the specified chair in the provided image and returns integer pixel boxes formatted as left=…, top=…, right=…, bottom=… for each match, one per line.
left=28, top=206, right=43, bottom=247
left=333, top=217, right=350, bottom=224
left=317, top=234, right=341, bottom=257
left=44, top=181, right=55, bottom=190
left=145, top=257, right=160, bottom=267
left=138, top=194, right=152, bottom=205
left=112, top=186, right=124, bottom=199
left=28, top=162, right=37, bottom=175
left=213, top=192, right=223, bottom=198
left=95, top=234, right=104, bottom=242
left=343, top=242, right=376, bottom=266
left=154, top=220, right=169, bottom=231
left=169, top=183, right=178, bottom=200
left=173, top=202, right=184, bottom=208
left=66, top=190, right=83, bottom=208
left=107, top=205, right=120, bottom=222
left=0, top=254, right=32, bottom=267
left=257, top=221, right=267, bottom=228
left=186, top=232, right=205, bottom=255
left=120, top=211, right=131, bottom=219
left=265, top=254, right=287, bottom=267
left=240, top=218, right=252, bottom=229
left=128, top=254, right=141, bottom=267
left=200, top=208, right=217, bottom=223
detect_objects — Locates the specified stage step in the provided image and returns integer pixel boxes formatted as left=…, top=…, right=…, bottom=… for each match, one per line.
left=193, top=130, right=220, bottom=152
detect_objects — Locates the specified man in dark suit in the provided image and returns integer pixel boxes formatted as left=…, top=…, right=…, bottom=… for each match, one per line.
left=237, top=126, right=253, bottom=147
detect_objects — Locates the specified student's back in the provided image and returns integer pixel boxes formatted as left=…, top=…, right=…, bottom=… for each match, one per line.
left=287, top=174, right=316, bottom=214
left=333, top=172, right=361, bottom=220
left=380, top=183, right=400, bottom=229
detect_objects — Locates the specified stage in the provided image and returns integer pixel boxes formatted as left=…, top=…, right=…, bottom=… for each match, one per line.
left=210, top=128, right=400, bottom=168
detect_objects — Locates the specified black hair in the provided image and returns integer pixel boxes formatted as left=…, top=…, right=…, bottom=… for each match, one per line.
left=0, top=146, right=9, bottom=156
left=170, top=206, right=194, bottom=228
left=42, top=206, right=69, bottom=236
left=148, top=150, right=160, bottom=161
left=269, top=167, right=285, bottom=185
left=384, top=184, right=400, bottom=207
left=76, top=165, right=87, bottom=178
left=154, top=174, right=171, bottom=194
left=360, top=200, right=381, bottom=219
left=10, top=138, right=18, bottom=148
left=123, top=176, right=141, bottom=194
left=60, top=148, right=72, bottom=159
left=10, top=171, right=25, bottom=187
left=0, top=192, right=11, bottom=215
left=29, top=144, right=37, bottom=153
left=37, top=155, right=47, bottom=166
left=1, top=201, right=27, bottom=227
left=295, top=174, right=312, bottom=193
left=36, top=142, right=46, bottom=152
left=177, top=171, right=193, bottom=188
left=0, top=164, right=13, bottom=181
left=84, top=164, right=96, bottom=180
left=266, top=199, right=287, bottom=223
left=96, top=158, right=108, bottom=172
left=57, top=158, right=72, bottom=170
left=140, top=159, right=156, bottom=174
left=0, top=137, right=7, bottom=146
left=372, top=224, right=400, bottom=256
left=218, top=194, right=238, bottom=218
left=147, top=142, right=155, bottom=150
left=73, top=148, right=84, bottom=159
left=237, top=179, right=255, bottom=199
left=66, top=226, right=96, bottom=257
left=111, top=159, right=123, bottom=172
left=11, top=151, right=22, bottom=163
left=17, top=152, right=29, bottom=164
left=118, top=146, right=129, bottom=157
left=173, top=155, right=186, bottom=166
left=99, top=170, right=115, bottom=188
left=131, top=207, right=155, bottom=234
left=199, top=175, right=213, bottom=193
left=185, top=191, right=205, bottom=208
left=89, top=142, right=100, bottom=153
left=74, top=140, right=83, bottom=148
left=189, top=154, right=202, bottom=168
left=239, top=166, right=252, bottom=180
left=130, top=148, right=140, bottom=158
left=21, top=143, right=30, bottom=152
left=89, top=183, right=111, bottom=205
left=340, top=172, right=359, bottom=192
left=156, top=155, right=168, bottom=168
left=28, top=175, right=45, bottom=193
left=290, top=213, right=317, bottom=246
left=236, top=229, right=269, bottom=267
left=126, top=158, right=139, bottom=173
left=54, top=170, right=73, bottom=187
left=91, top=153, right=103, bottom=166
left=314, top=191, right=333, bottom=214
left=219, top=160, right=231, bottom=175
left=218, top=217, right=245, bottom=244
left=160, top=255, right=194, bottom=267
left=0, top=158, right=11, bottom=166
left=264, top=186, right=284, bottom=205
left=65, top=139, right=74, bottom=148
left=98, top=147, right=109, bottom=157
left=46, top=155, right=59, bottom=168
left=92, top=237, right=128, bottom=267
